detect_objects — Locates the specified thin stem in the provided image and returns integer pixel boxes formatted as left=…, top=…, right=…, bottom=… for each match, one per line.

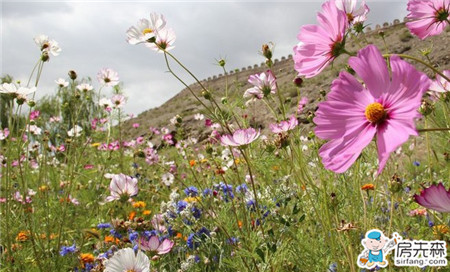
left=418, top=128, right=450, bottom=132
left=384, top=53, right=450, bottom=82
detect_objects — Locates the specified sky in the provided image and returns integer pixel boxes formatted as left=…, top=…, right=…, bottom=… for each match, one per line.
left=1, top=0, right=409, bottom=116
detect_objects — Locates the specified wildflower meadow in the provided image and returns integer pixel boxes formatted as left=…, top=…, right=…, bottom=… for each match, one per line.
left=1, top=0, right=449, bottom=271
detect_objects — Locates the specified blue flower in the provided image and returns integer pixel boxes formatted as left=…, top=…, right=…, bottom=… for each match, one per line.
left=110, top=229, right=122, bottom=239
left=203, top=188, right=212, bottom=197
left=328, top=262, right=337, bottom=272
left=413, top=161, right=420, bottom=166
left=177, top=200, right=188, bottom=212
left=187, top=233, right=198, bottom=249
left=60, top=243, right=77, bottom=256
left=191, top=206, right=202, bottom=219
left=97, top=223, right=112, bottom=229
left=236, top=183, right=248, bottom=194
left=227, top=237, right=239, bottom=245
left=184, top=186, right=199, bottom=197
left=129, top=231, right=139, bottom=241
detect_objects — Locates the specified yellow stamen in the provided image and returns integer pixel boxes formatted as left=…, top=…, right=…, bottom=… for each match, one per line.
left=142, top=28, right=153, bottom=35
left=365, top=102, right=386, bottom=123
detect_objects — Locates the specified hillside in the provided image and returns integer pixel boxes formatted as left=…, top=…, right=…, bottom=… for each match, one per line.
left=122, top=20, right=450, bottom=141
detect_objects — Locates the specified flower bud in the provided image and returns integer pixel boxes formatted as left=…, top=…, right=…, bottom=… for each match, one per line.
left=293, top=77, right=303, bottom=88
left=262, top=44, right=272, bottom=60
left=68, top=70, right=77, bottom=80
left=41, top=52, right=50, bottom=62
left=419, top=99, right=433, bottom=116
left=202, top=90, right=211, bottom=100
left=27, top=100, right=36, bottom=107
left=218, top=59, right=226, bottom=67
left=221, top=97, right=228, bottom=105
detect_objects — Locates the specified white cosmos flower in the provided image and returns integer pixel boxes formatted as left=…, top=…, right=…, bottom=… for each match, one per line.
left=76, top=83, right=94, bottom=92
left=34, top=34, right=61, bottom=56
left=194, top=113, right=204, bottom=121
left=99, top=98, right=114, bottom=109
left=161, top=172, right=174, bottom=186
left=111, top=94, right=127, bottom=108
left=0, top=83, right=36, bottom=97
left=67, top=125, right=83, bottom=137
left=97, top=68, right=119, bottom=87
left=127, top=13, right=167, bottom=45
left=146, top=27, right=176, bottom=52
left=55, top=78, right=69, bottom=88
left=26, top=125, right=42, bottom=136
left=104, top=248, right=150, bottom=272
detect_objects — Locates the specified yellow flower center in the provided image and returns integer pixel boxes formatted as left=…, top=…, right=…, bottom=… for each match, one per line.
left=365, top=102, right=386, bottom=123
left=142, top=28, right=153, bottom=35
left=126, top=270, right=137, bottom=272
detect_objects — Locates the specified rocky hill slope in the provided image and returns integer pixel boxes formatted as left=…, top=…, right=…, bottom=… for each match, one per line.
left=122, top=20, right=450, bottom=141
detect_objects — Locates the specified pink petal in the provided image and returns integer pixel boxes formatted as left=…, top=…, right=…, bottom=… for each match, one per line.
left=348, top=45, right=389, bottom=98
left=157, top=239, right=174, bottom=254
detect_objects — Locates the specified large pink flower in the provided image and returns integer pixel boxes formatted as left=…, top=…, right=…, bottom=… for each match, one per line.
left=406, top=0, right=450, bottom=40
left=138, top=236, right=174, bottom=254
left=414, top=183, right=450, bottom=213
left=220, top=128, right=260, bottom=147
left=314, top=45, right=430, bottom=174
left=293, top=0, right=348, bottom=78
left=269, top=115, right=298, bottom=133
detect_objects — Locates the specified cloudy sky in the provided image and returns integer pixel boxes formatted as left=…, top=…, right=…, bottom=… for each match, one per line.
left=1, top=0, right=408, bottom=116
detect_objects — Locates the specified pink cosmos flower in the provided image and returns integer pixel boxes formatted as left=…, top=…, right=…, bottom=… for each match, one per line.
left=146, top=27, right=176, bottom=52
left=97, top=68, right=119, bottom=87
left=429, top=70, right=450, bottom=99
left=105, top=173, right=138, bottom=202
left=111, top=94, right=127, bottom=108
left=314, top=45, right=430, bottom=174
left=29, top=110, right=40, bottom=120
left=297, top=97, right=308, bottom=114
left=138, top=236, right=174, bottom=255
left=0, top=128, right=9, bottom=140
left=335, top=0, right=370, bottom=24
left=133, top=123, right=140, bottom=128
left=244, top=70, right=277, bottom=102
left=293, top=0, right=348, bottom=78
left=414, top=183, right=450, bottom=213
left=406, top=0, right=449, bottom=40
left=269, top=115, right=299, bottom=133
left=220, top=128, right=260, bottom=147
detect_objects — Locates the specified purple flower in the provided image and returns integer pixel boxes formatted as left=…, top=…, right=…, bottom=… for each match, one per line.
left=220, top=128, right=260, bottom=147
left=414, top=183, right=450, bottom=213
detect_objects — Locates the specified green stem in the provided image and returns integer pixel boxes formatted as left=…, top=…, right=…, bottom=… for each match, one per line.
left=384, top=54, right=450, bottom=82
left=418, top=128, right=450, bottom=132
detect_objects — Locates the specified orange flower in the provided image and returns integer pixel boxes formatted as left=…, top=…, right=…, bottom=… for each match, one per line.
left=132, top=201, right=146, bottom=208
left=143, top=210, right=151, bottom=216
left=361, top=184, right=375, bottom=191
left=80, top=253, right=95, bottom=264
left=104, top=235, right=116, bottom=244
left=129, top=211, right=136, bottom=220
left=175, top=232, right=183, bottom=239
left=238, top=220, right=243, bottom=228
left=189, top=160, right=196, bottom=167
left=16, top=231, right=30, bottom=242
